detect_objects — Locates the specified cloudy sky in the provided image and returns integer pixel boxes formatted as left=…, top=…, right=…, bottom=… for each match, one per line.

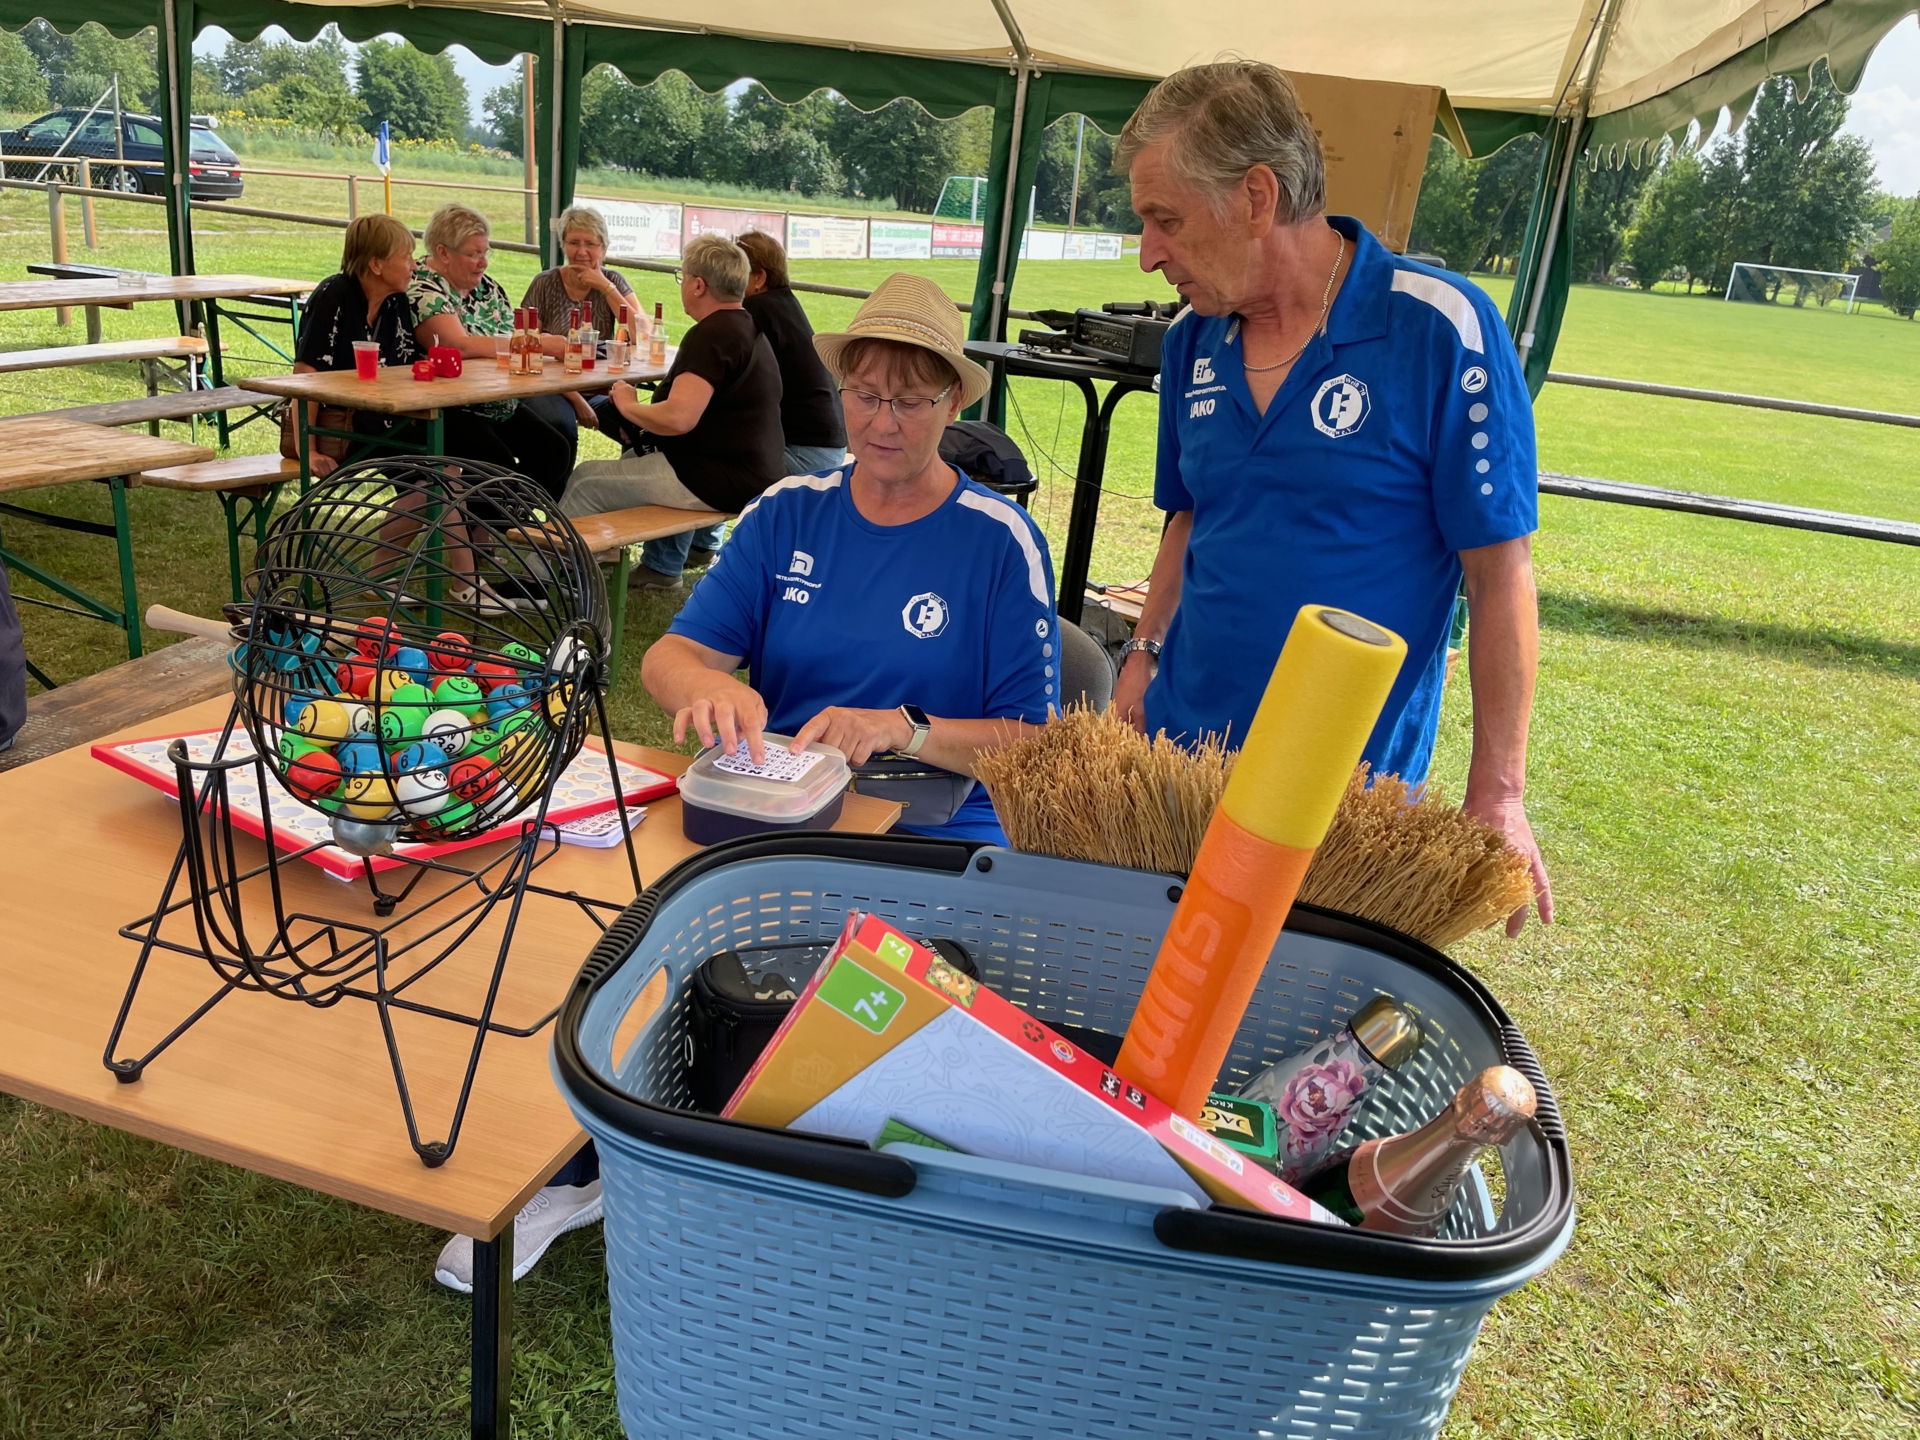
left=205, top=19, right=1920, bottom=199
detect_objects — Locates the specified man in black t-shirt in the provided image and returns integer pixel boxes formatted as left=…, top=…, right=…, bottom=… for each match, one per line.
left=558, top=233, right=783, bottom=589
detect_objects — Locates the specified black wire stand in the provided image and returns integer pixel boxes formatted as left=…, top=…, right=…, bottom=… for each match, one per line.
left=103, top=457, right=644, bottom=1166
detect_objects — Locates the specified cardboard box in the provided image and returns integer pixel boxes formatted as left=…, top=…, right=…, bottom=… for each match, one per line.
left=783, top=916, right=1340, bottom=1225
left=722, top=914, right=951, bottom=1128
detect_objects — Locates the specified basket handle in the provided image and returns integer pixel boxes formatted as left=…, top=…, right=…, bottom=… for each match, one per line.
left=1499, top=1023, right=1565, bottom=1144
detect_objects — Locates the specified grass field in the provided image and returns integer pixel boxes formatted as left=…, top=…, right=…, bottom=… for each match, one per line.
left=2, top=178, right=1918, bottom=1439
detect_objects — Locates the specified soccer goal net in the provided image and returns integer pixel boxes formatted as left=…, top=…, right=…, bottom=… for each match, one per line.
left=1724, top=262, right=1861, bottom=312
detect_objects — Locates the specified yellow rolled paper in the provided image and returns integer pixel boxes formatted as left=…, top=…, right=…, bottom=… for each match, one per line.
left=1219, top=605, right=1408, bottom=851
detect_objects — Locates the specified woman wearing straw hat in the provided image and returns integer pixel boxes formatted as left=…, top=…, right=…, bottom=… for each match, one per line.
left=641, top=272, right=1059, bottom=842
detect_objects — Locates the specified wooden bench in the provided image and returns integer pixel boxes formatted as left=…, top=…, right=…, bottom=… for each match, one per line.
left=0, top=635, right=231, bottom=774
left=0, top=334, right=212, bottom=375
left=18, top=385, right=280, bottom=438
left=552, top=504, right=730, bottom=685
left=138, top=453, right=303, bottom=603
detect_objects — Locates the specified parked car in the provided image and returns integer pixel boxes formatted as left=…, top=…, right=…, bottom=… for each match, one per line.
left=0, top=109, right=243, bottom=201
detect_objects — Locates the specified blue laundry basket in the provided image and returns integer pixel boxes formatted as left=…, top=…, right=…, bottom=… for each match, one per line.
left=554, top=834, right=1574, bottom=1440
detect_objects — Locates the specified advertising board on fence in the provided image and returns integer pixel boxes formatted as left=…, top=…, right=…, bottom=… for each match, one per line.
left=786, top=213, right=869, bottom=260
left=932, top=223, right=985, bottom=259
left=869, top=219, right=933, bottom=260
left=595, top=199, right=682, bottom=260
left=685, top=206, right=785, bottom=243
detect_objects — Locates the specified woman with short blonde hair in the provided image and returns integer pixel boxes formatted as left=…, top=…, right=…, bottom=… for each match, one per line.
left=520, top=204, right=637, bottom=431
left=409, top=202, right=576, bottom=499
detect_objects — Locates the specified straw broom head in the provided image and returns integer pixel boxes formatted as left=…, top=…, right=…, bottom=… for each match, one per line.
left=975, top=707, right=1534, bottom=950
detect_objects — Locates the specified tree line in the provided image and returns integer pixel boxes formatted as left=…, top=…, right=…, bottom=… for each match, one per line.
left=0, top=22, right=1137, bottom=227
left=483, top=69, right=1136, bottom=226
left=1408, top=63, right=1916, bottom=312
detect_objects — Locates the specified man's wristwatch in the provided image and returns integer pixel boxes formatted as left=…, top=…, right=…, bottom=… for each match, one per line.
left=898, top=704, right=932, bottom=756
left=1118, top=637, right=1162, bottom=668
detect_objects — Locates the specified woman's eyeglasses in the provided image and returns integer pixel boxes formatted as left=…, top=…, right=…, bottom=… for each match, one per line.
left=839, top=385, right=954, bottom=420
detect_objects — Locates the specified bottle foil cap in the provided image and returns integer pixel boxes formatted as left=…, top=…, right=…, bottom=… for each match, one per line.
left=1453, top=1065, right=1538, bottom=1145
left=1350, top=995, right=1423, bottom=1070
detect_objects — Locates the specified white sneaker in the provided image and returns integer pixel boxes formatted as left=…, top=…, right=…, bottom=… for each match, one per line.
left=433, top=1180, right=603, bottom=1293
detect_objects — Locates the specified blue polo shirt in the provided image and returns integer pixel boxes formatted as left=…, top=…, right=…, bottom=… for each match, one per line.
left=668, top=466, right=1058, bottom=841
left=1145, top=216, right=1537, bottom=782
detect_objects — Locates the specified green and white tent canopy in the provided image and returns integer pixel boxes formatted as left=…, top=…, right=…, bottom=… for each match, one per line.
left=6, top=0, right=1914, bottom=387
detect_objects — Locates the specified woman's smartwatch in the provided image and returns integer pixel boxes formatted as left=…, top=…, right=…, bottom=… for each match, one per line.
left=1118, top=637, right=1162, bottom=669
left=898, top=704, right=932, bottom=756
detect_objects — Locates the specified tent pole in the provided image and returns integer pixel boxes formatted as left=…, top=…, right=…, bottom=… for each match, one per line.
left=549, top=14, right=565, bottom=267
left=522, top=54, right=537, bottom=246
left=986, top=63, right=1031, bottom=344
left=1515, top=0, right=1626, bottom=370
left=1515, top=105, right=1584, bottom=367
left=160, top=0, right=196, bottom=331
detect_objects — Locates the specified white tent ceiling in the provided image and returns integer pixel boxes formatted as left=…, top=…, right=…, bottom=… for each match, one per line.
left=292, top=0, right=1850, bottom=119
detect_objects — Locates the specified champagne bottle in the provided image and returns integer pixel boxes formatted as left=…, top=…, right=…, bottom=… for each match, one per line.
left=564, top=304, right=584, bottom=375
left=1298, top=1066, right=1536, bottom=1235
left=514, top=308, right=534, bottom=375
left=1237, top=995, right=1422, bottom=1185
left=650, top=314, right=668, bottom=368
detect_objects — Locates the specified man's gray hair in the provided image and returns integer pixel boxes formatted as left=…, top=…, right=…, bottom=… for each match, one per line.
left=1115, top=61, right=1326, bottom=224
left=682, top=232, right=750, bottom=300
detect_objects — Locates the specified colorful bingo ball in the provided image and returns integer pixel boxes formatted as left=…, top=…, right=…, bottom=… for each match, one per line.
left=395, top=767, right=452, bottom=816
left=472, top=659, right=518, bottom=693
left=545, top=682, right=575, bottom=726
left=420, top=708, right=473, bottom=750
left=500, top=642, right=539, bottom=665
left=392, top=681, right=433, bottom=708
left=282, top=690, right=324, bottom=728
left=428, top=632, right=472, bottom=673
left=295, top=698, right=355, bottom=742
left=337, top=738, right=384, bottom=774
left=335, top=659, right=375, bottom=697
left=493, top=726, right=537, bottom=772
left=425, top=798, right=477, bottom=834
left=377, top=704, right=422, bottom=746
left=389, top=740, right=449, bottom=776
left=277, top=731, right=321, bottom=763
left=353, top=619, right=397, bottom=660
left=486, top=683, right=528, bottom=720
left=393, top=646, right=431, bottom=683
left=449, top=755, right=502, bottom=805
left=338, top=774, right=399, bottom=821
left=433, top=674, right=484, bottom=709
left=462, top=723, right=500, bottom=755
left=372, top=669, right=415, bottom=704
left=283, top=748, right=343, bottom=801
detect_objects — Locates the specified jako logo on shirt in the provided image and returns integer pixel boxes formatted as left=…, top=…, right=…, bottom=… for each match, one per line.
left=902, top=592, right=951, bottom=639
left=1460, top=366, right=1488, bottom=394
left=1311, top=375, right=1371, bottom=438
left=1192, top=356, right=1215, bottom=384
left=788, top=550, right=814, bottom=577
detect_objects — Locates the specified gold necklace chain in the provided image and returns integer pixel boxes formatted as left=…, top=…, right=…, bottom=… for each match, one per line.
left=1243, top=237, right=1346, bottom=374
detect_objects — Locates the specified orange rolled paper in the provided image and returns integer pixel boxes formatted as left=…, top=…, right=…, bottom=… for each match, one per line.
left=1116, top=605, right=1407, bottom=1118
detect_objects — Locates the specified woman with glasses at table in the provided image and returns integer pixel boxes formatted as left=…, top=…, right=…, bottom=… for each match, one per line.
left=641, top=271, right=1059, bottom=844
left=521, top=204, right=635, bottom=433
left=556, top=232, right=785, bottom=591
left=408, top=202, right=577, bottom=498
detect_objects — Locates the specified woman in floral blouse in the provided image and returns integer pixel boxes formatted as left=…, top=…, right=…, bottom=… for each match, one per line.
left=409, top=203, right=577, bottom=498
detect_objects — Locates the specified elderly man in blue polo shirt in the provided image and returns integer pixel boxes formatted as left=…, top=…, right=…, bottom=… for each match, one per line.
left=1110, top=61, right=1552, bottom=934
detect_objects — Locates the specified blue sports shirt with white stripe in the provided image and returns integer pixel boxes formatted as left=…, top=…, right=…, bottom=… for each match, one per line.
left=1146, top=215, right=1538, bottom=783
left=668, top=465, right=1058, bottom=841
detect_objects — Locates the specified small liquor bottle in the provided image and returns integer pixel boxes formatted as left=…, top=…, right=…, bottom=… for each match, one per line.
left=1238, top=995, right=1422, bottom=1185
left=1297, top=1066, right=1537, bottom=1235
left=650, top=303, right=668, bottom=368
left=564, top=305, right=584, bottom=375
left=514, top=308, right=534, bottom=375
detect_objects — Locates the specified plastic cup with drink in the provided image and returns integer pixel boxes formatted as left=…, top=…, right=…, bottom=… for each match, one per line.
left=351, top=340, right=380, bottom=381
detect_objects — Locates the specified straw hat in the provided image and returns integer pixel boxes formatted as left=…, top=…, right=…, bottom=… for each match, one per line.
left=814, top=272, right=993, bottom=409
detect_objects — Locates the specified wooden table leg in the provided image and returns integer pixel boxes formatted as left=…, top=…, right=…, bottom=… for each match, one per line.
left=471, top=1226, right=514, bottom=1440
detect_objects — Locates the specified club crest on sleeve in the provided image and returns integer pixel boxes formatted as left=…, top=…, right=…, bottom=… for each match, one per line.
left=1311, top=375, right=1370, bottom=438
left=1461, top=366, right=1488, bottom=394
left=902, top=592, right=951, bottom=639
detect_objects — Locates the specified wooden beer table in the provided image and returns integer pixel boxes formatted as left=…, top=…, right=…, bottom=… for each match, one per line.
left=0, top=694, right=899, bottom=1438
left=0, top=416, right=213, bottom=668
left=247, top=351, right=674, bottom=484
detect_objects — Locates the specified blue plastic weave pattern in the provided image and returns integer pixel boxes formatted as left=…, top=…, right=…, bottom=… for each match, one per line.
left=559, top=845, right=1573, bottom=1440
